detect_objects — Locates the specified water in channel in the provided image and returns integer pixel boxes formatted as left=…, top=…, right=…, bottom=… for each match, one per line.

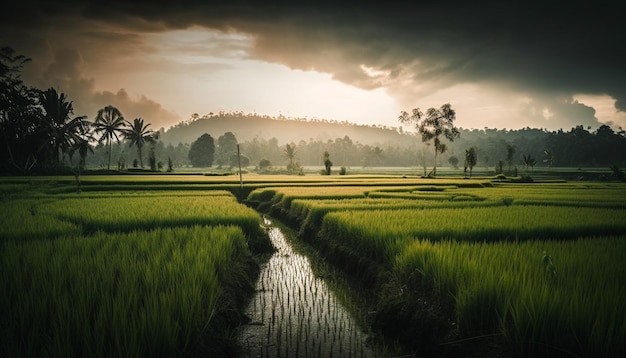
left=237, top=217, right=379, bottom=358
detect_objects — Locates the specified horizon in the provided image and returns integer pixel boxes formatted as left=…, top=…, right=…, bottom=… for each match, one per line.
left=2, top=1, right=625, bottom=133
left=163, top=110, right=619, bottom=135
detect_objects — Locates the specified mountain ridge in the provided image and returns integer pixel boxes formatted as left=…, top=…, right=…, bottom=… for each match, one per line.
left=160, top=113, right=415, bottom=146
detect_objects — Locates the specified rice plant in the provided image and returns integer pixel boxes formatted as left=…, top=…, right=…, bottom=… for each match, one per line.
left=396, top=236, right=626, bottom=357
left=0, top=225, right=250, bottom=357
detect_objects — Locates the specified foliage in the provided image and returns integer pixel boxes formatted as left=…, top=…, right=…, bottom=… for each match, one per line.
left=0, top=48, right=96, bottom=174
left=0, top=185, right=274, bottom=356
left=0, top=225, right=253, bottom=357
left=188, top=133, right=215, bottom=167
left=399, top=103, right=460, bottom=176
left=216, top=132, right=238, bottom=167
left=284, top=143, right=302, bottom=174
left=258, top=180, right=626, bottom=357
left=258, top=158, right=271, bottom=171
left=38, top=87, right=91, bottom=167
left=123, top=117, right=156, bottom=168
left=448, top=155, right=459, bottom=169
left=522, top=153, right=536, bottom=173
left=93, top=105, right=126, bottom=170
left=464, top=147, right=477, bottom=178
left=323, top=150, right=333, bottom=175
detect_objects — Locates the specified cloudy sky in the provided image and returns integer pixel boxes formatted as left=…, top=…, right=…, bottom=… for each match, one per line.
left=2, top=1, right=624, bottom=132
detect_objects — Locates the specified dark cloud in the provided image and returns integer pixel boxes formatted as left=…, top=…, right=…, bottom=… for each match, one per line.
left=2, top=0, right=624, bottom=130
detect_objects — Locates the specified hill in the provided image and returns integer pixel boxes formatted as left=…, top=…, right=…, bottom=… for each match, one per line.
left=160, top=112, right=415, bottom=146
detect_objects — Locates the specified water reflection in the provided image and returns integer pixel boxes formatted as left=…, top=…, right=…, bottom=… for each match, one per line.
left=238, top=217, right=377, bottom=357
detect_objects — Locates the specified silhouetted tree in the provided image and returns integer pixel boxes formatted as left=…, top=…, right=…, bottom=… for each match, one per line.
left=522, top=153, right=536, bottom=173
left=448, top=155, right=459, bottom=169
left=399, top=103, right=460, bottom=176
left=323, top=150, right=332, bottom=175
left=0, top=47, right=42, bottom=173
left=506, top=143, right=515, bottom=173
left=188, top=133, right=215, bottom=167
left=464, top=147, right=477, bottom=178
left=284, top=143, right=300, bottom=174
left=93, top=105, right=126, bottom=170
left=38, top=87, right=90, bottom=166
left=123, top=117, right=156, bottom=168
left=543, top=150, right=553, bottom=167
left=258, top=158, right=271, bottom=171
left=216, top=131, right=238, bottom=167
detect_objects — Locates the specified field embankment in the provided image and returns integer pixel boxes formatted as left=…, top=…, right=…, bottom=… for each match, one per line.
left=247, top=179, right=626, bottom=357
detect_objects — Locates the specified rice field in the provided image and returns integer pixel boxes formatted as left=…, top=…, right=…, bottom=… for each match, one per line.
left=0, top=187, right=271, bottom=357
left=252, top=180, right=626, bottom=357
left=1, top=226, right=248, bottom=357
left=2, top=175, right=625, bottom=357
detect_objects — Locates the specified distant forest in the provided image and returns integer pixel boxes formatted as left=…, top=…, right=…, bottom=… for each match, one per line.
left=2, top=45, right=626, bottom=175
left=85, top=112, right=626, bottom=173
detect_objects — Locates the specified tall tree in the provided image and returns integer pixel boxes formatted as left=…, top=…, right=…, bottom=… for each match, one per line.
left=38, top=87, right=89, bottom=166
left=464, top=147, right=477, bottom=178
left=522, top=153, right=536, bottom=173
left=399, top=103, right=460, bottom=176
left=0, top=47, right=41, bottom=173
left=93, top=105, right=126, bottom=170
left=506, top=143, right=516, bottom=173
left=188, top=133, right=215, bottom=167
left=123, top=117, right=156, bottom=168
left=284, top=143, right=298, bottom=173
left=323, top=150, right=332, bottom=175
left=216, top=131, right=238, bottom=167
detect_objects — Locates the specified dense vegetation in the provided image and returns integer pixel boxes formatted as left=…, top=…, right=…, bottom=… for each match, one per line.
left=157, top=113, right=626, bottom=172
left=3, top=47, right=626, bottom=176
left=248, top=180, right=626, bottom=357
left=2, top=174, right=625, bottom=357
left=0, top=186, right=273, bottom=357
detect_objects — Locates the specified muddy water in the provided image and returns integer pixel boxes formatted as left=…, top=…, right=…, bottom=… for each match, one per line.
left=237, top=217, right=379, bottom=358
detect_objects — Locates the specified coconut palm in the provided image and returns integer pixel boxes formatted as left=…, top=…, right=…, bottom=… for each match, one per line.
left=464, top=147, right=477, bottom=178
left=67, top=125, right=95, bottom=170
left=123, top=117, right=156, bottom=168
left=284, top=143, right=297, bottom=173
left=93, top=105, right=125, bottom=170
left=38, top=87, right=89, bottom=165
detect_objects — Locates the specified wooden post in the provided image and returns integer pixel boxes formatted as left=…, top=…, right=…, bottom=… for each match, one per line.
left=237, top=144, right=243, bottom=196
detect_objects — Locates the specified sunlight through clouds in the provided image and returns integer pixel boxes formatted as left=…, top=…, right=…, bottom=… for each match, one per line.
left=139, top=26, right=399, bottom=125
left=574, top=94, right=626, bottom=130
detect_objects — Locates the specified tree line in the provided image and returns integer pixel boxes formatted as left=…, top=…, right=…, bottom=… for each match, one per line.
left=3, top=46, right=626, bottom=176
left=1, top=47, right=161, bottom=175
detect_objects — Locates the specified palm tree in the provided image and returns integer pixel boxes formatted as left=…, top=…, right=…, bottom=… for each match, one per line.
left=284, top=143, right=299, bottom=174
left=123, top=118, right=156, bottom=168
left=522, top=154, right=536, bottom=174
left=38, top=87, right=89, bottom=165
left=93, top=105, right=125, bottom=170
left=464, top=147, right=477, bottom=178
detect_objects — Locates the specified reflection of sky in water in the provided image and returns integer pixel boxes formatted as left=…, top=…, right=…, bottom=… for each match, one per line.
left=238, top=218, right=377, bottom=357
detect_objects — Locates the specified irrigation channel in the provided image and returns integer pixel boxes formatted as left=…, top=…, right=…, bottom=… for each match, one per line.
left=237, top=217, right=382, bottom=358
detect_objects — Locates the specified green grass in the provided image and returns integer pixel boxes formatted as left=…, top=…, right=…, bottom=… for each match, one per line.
left=253, top=180, right=626, bottom=357
left=396, top=236, right=626, bottom=357
left=2, top=176, right=625, bottom=357
left=0, top=225, right=250, bottom=357
left=0, top=185, right=271, bottom=357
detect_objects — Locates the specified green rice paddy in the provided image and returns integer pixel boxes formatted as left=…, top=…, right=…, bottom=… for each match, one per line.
left=1, top=174, right=625, bottom=357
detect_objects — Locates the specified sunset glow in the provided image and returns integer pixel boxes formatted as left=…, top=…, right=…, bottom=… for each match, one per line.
left=2, top=1, right=623, bottom=132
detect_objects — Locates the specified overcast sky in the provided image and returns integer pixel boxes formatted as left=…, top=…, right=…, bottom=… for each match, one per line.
left=2, top=1, right=624, bottom=132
